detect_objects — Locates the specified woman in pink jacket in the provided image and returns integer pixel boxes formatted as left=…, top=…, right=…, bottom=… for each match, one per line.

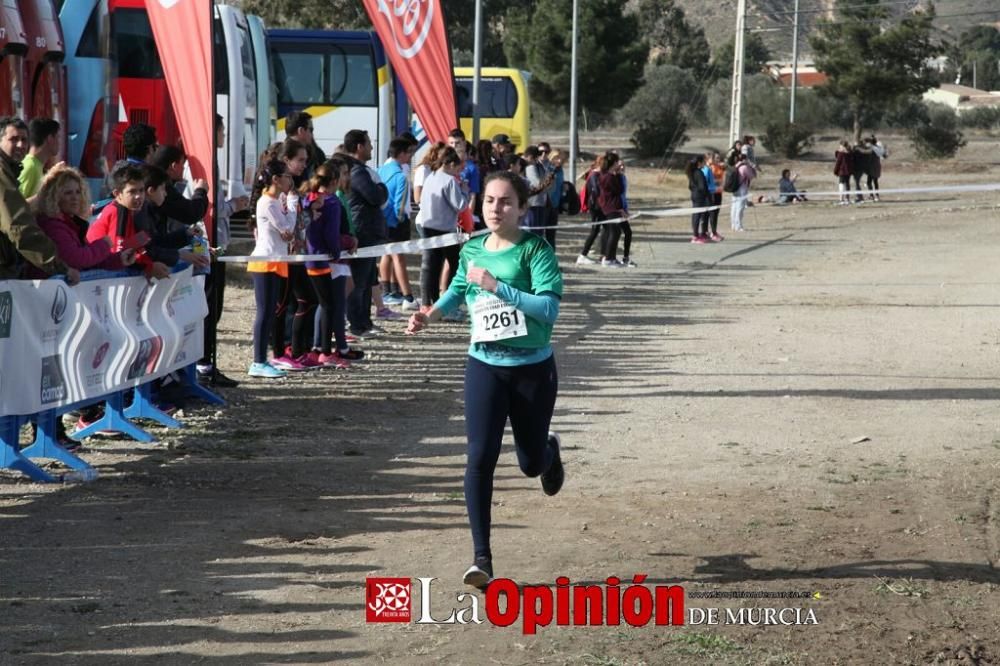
left=29, top=166, right=136, bottom=276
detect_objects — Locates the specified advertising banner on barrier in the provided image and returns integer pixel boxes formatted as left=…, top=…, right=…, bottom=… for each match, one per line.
left=0, top=269, right=206, bottom=416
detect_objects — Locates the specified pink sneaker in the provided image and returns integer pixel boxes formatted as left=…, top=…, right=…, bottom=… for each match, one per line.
left=690, top=235, right=708, bottom=244
left=272, top=355, right=307, bottom=371
left=296, top=353, right=323, bottom=369
left=318, top=352, right=351, bottom=369
left=709, top=233, right=724, bottom=242
left=376, top=307, right=401, bottom=320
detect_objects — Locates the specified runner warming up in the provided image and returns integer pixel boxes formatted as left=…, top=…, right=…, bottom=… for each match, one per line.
left=406, top=171, right=565, bottom=590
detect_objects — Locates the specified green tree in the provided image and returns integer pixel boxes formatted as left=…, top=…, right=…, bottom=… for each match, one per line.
left=632, top=0, right=713, bottom=80
left=237, top=0, right=370, bottom=30
left=503, top=0, right=647, bottom=120
left=810, top=0, right=941, bottom=142
left=955, top=26, right=1000, bottom=91
left=711, top=33, right=771, bottom=78
left=236, top=0, right=527, bottom=67
left=620, top=63, right=696, bottom=156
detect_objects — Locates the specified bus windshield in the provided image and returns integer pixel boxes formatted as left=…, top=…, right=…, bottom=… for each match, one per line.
left=272, top=43, right=376, bottom=107
left=113, top=8, right=162, bottom=79
left=455, top=77, right=518, bottom=118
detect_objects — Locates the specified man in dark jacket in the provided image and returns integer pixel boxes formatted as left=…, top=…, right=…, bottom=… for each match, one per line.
left=343, top=129, right=388, bottom=337
left=0, top=117, right=78, bottom=283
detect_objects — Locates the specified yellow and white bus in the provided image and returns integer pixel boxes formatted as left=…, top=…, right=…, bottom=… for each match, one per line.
left=453, top=67, right=531, bottom=152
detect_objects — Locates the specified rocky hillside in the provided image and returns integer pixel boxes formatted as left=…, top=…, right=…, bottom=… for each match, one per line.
left=673, top=0, right=1000, bottom=60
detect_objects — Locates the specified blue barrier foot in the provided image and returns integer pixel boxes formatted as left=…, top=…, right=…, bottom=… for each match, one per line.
left=124, top=384, right=183, bottom=429
left=70, top=393, right=154, bottom=443
left=20, top=410, right=94, bottom=473
left=0, top=416, right=59, bottom=483
left=183, top=364, right=225, bottom=406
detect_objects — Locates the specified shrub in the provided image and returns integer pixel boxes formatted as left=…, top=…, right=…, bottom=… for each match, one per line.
left=761, top=122, right=815, bottom=158
left=620, top=63, right=699, bottom=157
left=909, top=103, right=966, bottom=159
left=911, top=125, right=967, bottom=158
left=958, top=106, right=1000, bottom=130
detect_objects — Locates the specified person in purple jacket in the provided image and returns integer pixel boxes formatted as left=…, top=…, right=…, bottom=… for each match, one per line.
left=303, top=158, right=364, bottom=367
left=29, top=165, right=137, bottom=277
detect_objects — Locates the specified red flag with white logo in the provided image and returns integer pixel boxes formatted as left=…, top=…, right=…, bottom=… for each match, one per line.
left=362, top=0, right=457, bottom=144
left=146, top=0, right=214, bottom=240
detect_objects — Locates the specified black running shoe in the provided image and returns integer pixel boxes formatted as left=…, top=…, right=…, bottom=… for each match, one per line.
left=210, top=369, right=240, bottom=388
left=462, top=557, right=494, bottom=590
left=541, top=432, right=564, bottom=496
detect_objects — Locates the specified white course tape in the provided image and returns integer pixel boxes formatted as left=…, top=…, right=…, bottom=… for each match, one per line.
left=218, top=182, right=999, bottom=264
left=219, top=215, right=658, bottom=263
left=732, top=181, right=1000, bottom=201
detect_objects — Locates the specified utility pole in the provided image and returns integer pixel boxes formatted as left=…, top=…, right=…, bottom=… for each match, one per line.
left=729, top=0, right=747, bottom=146
left=568, top=0, right=579, bottom=182
left=472, top=0, right=483, bottom=144
left=790, top=0, right=799, bottom=123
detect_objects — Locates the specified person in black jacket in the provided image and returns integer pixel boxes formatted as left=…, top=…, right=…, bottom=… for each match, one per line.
left=149, top=145, right=209, bottom=231
left=686, top=155, right=711, bottom=244
left=343, top=129, right=388, bottom=337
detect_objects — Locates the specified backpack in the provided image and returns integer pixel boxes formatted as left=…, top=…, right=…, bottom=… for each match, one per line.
left=582, top=171, right=600, bottom=213
left=722, top=167, right=741, bottom=194
left=561, top=181, right=581, bottom=215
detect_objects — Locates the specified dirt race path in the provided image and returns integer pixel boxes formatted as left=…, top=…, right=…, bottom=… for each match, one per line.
left=2, top=159, right=1000, bottom=665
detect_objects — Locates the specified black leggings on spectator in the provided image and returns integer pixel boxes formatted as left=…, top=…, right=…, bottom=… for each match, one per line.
left=271, top=264, right=317, bottom=359
left=252, top=272, right=281, bottom=364
left=619, top=220, right=632, bottom=258
left=309, top=274, right=347, bottom=355
left=581, top=211, right=601, bottom=256
left=708, top=192, right=722, bottom=234
left=599, top=212, right=621, bottom=261
left=464, top=355, right=558, bottom=560
left=419, top=226, right=459, bottom=305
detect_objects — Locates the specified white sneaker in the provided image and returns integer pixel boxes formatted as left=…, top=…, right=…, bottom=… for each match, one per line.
left=576, top=254, right=597, bottom=265
left=601, top=258, right=626, bottom=268
left=401, top=298, right=421, bottom=312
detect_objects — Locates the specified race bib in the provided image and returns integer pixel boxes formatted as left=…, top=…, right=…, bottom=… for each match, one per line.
left=471, top=293, right=528, bottom=343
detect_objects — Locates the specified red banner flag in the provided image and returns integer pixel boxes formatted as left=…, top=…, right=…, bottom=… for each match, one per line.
left=362, top=0, right=457, bottom=144
left=146, top=0, right=214, bottom=241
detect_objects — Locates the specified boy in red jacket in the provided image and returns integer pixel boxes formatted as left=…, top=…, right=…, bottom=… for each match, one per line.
left=87, top=164, right=170, bottom=279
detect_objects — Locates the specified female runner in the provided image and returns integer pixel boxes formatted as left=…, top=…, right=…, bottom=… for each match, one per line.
left=407, top=171, right=565, bottom=589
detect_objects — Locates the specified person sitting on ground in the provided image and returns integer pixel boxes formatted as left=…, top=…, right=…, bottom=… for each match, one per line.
left=778, top=169, right=807, bottom=204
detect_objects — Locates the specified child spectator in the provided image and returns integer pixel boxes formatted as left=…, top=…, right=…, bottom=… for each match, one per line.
left=303, top=158, right=364, bottom=367
left=247, top=157, right=297, bottom=378
left=778, top=169, right=807, bottom=204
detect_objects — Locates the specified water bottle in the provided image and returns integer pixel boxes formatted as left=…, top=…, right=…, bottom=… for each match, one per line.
left=62, top=468, right=98, bottom=484
left=191, top=232, right=210, bottom=276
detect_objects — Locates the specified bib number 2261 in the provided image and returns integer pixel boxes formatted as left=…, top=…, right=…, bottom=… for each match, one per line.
left=471, top=294, right=528, bottom=343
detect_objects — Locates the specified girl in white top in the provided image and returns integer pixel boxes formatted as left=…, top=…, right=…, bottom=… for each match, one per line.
left=247, top=158, right=296, bottom=378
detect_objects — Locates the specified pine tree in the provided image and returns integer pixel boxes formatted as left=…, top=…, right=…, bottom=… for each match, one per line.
left=810, top=0, right=941, bottom=142
left=503, top=0, right=648, bottom=119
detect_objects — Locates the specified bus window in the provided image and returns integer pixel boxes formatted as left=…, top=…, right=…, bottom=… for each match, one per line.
left=329, top=46, right=375, bottom=105
left=75, top=2, right=102, bottom=57
left=214, top=15, right=228, bottom=94
left=273, top=50, right=324, bottom=106
left=455, top=77, right=518, bottom=118
left=113, top=8, right=162, bottom=79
